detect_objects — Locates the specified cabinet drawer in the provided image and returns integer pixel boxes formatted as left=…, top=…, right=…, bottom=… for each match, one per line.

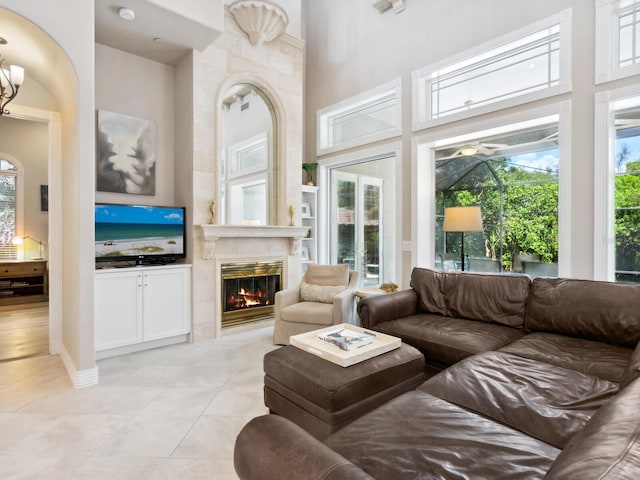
left=0, top=262, right=46, bottom=277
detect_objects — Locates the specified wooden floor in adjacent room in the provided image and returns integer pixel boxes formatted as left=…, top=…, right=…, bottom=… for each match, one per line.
left=0, top=302, right=48, bottom=362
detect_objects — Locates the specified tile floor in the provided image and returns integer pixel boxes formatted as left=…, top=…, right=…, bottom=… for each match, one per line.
left=0, top=325, right=278, bottom=479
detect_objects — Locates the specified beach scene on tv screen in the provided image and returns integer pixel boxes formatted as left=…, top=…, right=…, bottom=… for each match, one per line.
left=95, top=205, right=184, bottom=258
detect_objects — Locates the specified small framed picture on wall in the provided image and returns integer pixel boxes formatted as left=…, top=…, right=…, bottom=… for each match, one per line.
left=40, top=185, right=48, bottom=212
left=301, top=246, right=310, bottom=262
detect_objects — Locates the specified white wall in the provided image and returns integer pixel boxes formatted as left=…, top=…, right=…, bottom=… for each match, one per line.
left=0, top=116, right=49, bottom=259
left=95, top=44, right=176, bottom=206
left=1, top=0, right=96, bottom=379
left=304, top=0, right=605, bottom=284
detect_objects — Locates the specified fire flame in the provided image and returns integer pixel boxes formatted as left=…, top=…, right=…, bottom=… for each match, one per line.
left=237, top=287, right=265, bottom=307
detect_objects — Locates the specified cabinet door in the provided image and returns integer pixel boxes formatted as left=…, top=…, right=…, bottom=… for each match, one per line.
left=95, top=270, right=143, bottom=351
left=142, top=267, right=191, bottom=342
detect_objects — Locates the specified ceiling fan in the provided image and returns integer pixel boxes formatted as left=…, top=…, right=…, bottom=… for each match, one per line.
left=439, top=141, right=509, bottom=160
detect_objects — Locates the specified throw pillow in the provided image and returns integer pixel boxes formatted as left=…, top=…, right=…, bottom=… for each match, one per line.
left=299, top=280, right=346, bottom=304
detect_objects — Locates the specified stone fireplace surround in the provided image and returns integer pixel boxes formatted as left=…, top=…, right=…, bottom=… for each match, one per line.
left=193, top=225, right=309, bottom=339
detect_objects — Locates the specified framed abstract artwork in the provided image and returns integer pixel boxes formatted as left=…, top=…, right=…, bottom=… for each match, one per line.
left=96, top=110, right=157, bottom=195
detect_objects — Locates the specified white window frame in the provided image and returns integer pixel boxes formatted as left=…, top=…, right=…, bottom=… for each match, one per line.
left=411, top=102, right=572, bottom=277
left=596, top=0, right=640, bottom=84
left=0, top=154, right=24, bottom=260
left=412, top=9, right=572, bottom=131
left=222, top=131, right=273, bottom=225
left=316, top=78, right=402, bottom=156
left=316, top=141, right=404, bottom=285
left=594, top=83, right=640, bottom=280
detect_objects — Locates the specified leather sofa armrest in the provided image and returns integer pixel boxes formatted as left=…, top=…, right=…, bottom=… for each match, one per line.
left=358, top=289, right=419, bottom=328
left=234, top=415, right=375, bottom=480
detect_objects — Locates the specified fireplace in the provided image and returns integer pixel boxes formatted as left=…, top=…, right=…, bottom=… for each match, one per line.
left=221, top=260, right=283, bottom=328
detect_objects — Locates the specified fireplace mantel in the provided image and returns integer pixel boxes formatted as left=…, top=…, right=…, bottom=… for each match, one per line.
left=197, top=225, right=310, bottom=259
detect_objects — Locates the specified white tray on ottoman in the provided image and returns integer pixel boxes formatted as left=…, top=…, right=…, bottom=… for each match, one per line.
left=290, top=323, right=401, bottom=367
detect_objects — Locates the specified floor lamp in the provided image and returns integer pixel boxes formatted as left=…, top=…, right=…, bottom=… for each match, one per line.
left=442, top=206, right=483, bottom=272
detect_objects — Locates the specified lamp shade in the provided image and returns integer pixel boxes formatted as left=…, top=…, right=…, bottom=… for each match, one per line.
left=442, top=206, right=483, bottom=232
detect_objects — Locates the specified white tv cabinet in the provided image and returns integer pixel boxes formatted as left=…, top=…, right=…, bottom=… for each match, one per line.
left=95, top=264, right=191, bottom=359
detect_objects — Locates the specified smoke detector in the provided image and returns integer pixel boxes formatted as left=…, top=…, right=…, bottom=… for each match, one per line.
left=118, top=8, right=136, bottom=21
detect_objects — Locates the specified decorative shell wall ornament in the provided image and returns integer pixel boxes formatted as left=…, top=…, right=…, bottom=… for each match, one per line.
left=229, top=0, right=289, bottom=47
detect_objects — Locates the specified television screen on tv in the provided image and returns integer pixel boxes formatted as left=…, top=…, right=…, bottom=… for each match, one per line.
left=95, top=204, right=186, bottom=264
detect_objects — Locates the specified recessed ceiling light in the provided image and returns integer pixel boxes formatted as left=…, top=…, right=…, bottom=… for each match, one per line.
left=153, top=37, right=163, bottom=44
left=119, top=8, right=136, bottom=21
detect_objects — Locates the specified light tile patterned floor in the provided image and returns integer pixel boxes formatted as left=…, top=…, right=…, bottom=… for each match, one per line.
left=0, top=325, right=277, bottom=479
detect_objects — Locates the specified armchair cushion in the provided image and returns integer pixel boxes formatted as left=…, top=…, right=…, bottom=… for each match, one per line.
left=280, top=301, right=335, bottom=326
left=300, top=281, right=346, bottom=304
left=304, top=263, right=349, bottom=286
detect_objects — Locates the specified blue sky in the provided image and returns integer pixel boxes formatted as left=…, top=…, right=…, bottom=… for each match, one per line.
left=616, top=134, right=640, bottom=171
left=507, top=148, right=559, bottom=174
left=95, top=205, right=184, bottom=224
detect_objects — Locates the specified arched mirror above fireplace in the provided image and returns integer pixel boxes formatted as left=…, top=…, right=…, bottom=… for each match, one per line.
left=219, top=83, right=276, bottom=226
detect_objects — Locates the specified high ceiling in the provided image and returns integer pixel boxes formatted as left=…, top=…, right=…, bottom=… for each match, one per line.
left=0, top=1, right=224, bottom=109
left=94, top=0, right=223, bottom=65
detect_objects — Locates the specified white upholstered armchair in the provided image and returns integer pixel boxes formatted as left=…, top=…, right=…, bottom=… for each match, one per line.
left=273, top=264, right=359, bottom=345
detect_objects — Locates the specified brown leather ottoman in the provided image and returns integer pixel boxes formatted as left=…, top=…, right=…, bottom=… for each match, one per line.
left=264, top=343, right=426, bottom=440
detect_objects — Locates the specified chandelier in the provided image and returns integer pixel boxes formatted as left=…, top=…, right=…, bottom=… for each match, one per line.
left=0, top=37, right=25, bottom=116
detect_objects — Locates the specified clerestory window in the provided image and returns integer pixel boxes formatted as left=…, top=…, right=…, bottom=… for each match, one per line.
left=317, top=78, right=401, bottom=156
left=596, top=0, right=640, bottom=83
left=413, top=10, right=571, bottom=130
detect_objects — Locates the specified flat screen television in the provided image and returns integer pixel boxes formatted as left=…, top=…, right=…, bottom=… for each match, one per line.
left=95, top=203, right=186, bottom=265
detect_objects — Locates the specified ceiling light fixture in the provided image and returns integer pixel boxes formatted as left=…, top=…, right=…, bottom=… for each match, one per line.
left=459, top=145, right=479, bottom=156
left=118, top=7, right=136, bottom=21
left=0, top=37, right=25, bottom=116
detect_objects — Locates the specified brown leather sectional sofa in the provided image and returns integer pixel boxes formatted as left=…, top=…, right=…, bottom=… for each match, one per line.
left=234, top=268, right=640, bottom=479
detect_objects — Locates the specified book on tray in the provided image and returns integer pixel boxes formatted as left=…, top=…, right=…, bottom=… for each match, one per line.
left=318, top=327, right=375, bottom=351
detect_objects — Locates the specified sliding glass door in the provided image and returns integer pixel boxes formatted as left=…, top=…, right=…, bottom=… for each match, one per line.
left=330, top=171, right=383, bottom=287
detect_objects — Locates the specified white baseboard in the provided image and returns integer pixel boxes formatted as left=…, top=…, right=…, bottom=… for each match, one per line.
left=60, top=345, right=99, bottom=389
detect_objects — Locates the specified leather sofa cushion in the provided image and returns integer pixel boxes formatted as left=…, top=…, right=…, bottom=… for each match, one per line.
left=526, top=277, right=640, bottom=348
left=499, top=332, right=632, bottom=383
left=620, top=340, right=640, bottom=389
left=419, top=351, right=619, bottom=449
left=325, top=390, right=560, bottom=479
left=373, top=313, right=524, bottom=366
left=263, top=344, right=425, bottom=413
left=544, top=377, right=640, bottom=479
left=280, top=301, right=334, bottom=325
left=410, top=267, right=531, bottom=328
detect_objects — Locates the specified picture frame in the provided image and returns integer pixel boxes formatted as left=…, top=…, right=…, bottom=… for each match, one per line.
left=96, top=110, right=157, bottom=195
left=40, top=185, right=48, bottom=212
left=301, top=246, right=310, bottom=262
left=301, top=202, right=311, bottom=217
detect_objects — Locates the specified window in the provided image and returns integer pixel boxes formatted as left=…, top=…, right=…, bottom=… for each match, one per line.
left=0, top=158, right=18, bottom=259
left=614, top=112, right=640, bottom=282
left=317, top=78, right=401, bottom=155
left=434, top=124, right=559, bottom=275
left=595, top=87, right=640, bottom=282
left=221, top=132, right=271, bottom=225
left=596, top=0, right=640, bottom=83
left=413, top=10, right=571, bottom=129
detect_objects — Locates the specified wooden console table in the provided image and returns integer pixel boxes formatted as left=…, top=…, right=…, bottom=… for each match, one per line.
left=0, top=260, right=48, bottom=305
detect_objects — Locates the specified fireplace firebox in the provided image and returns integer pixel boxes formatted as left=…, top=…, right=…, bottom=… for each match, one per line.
left=221, top=260, right=283, bottom=328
